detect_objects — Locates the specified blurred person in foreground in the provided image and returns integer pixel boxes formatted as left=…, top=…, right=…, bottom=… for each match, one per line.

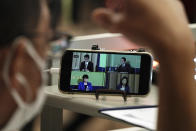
left=0, top=0, right=61, bottom=130
left=93, top=0, right=196, bottom=130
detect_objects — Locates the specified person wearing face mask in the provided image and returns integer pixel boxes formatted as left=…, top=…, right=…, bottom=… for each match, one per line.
left=116, top=76, right=130, bottom=93
left=78, top=74, right=93, bottom=91
left=80, top=54, right=94, bottom=72
left=0, top=0, right=61, bottom=130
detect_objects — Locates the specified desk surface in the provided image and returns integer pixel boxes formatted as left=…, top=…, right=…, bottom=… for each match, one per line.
left=44, top=85, right=158, bottom=117
left=109, top=127, right=148, bottom=131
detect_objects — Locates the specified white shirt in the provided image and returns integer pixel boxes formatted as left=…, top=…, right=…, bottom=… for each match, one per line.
left=85, top=61, right=89, bottom=69
left=120, top=85, right=126, bottom=91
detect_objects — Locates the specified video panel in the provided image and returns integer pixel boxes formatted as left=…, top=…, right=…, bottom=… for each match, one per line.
left=70, top=52, right=141, bottom=93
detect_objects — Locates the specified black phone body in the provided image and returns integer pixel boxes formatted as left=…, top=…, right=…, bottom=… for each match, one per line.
left=59, top=49, right=152, bottom=95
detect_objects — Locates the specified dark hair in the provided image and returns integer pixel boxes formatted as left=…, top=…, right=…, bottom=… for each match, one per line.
left=121, top=57, right=126, bottom=62
left=48, top=0, right=62, bottom=29
left=120, top=76, right=128, bottom=86
left=0, top=0, right=61, bottom=47
left=84, top=54, right=90, bottom=59
left=83, top=74, right=89, bottom=79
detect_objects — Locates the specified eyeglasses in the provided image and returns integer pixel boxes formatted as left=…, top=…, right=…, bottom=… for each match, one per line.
left=47, top=31, right=72, bottom=58
left=25, top=31, right=72, bottom=58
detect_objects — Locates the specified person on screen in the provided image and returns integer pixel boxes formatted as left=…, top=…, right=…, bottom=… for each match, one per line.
left=117, top=57, right=132, bottom=73
left=80, top=54, right=94, bottom=72
left=78, top=74, right=93, bottom=91
left=116, top=77, right=130, bottom=93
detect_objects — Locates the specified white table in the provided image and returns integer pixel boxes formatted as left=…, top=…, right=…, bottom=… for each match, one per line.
left=41, top=85, right=158, bottom=131
left=109, top=127, right=148, bottom=131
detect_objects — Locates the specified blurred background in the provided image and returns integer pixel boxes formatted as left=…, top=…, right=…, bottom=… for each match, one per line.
left=58, top=0, right=196, bottom=37
left=30, top=0, right=196, bottom=131
left=58, top=0, right=106, bottom=36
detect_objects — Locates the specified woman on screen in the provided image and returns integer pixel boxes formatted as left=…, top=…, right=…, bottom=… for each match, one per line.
left=78, top=74, right=93, bottom=91
left=116, top=76, right=130, bottom=93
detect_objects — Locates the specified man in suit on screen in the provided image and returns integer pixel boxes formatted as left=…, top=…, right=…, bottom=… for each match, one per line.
left=117, top=57, right=133, bottom=73
left=80, top=54, right=94, bottom=72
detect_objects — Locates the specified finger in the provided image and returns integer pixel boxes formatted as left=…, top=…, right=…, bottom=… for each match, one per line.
left=92, top=8, right=113, bottom=28
left=92, top=9, right=145, bottom=44
left=105, top=0, right=125, bottom=12
left=170, top=0, right=188, bottom=23
left=92, top=8, right=124, bottom=33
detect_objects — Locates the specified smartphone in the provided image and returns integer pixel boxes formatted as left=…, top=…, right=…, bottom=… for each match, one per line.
left=59, top=49, right=153, bottom=95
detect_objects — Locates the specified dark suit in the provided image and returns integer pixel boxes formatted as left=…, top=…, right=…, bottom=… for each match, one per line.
left=80, top=61, right=94, bottom=72
left=117, top=63, right=132, bottom=73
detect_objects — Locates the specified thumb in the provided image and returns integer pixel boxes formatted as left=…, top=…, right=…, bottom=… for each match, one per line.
left=92, top=8, right=123, bottom=32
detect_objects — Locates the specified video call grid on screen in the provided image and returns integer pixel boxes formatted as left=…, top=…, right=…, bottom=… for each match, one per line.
left=70, top=52, right=141, bottom=94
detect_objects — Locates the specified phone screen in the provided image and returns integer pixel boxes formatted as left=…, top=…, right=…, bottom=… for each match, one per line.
left=60, top=50, right=152, bottom=95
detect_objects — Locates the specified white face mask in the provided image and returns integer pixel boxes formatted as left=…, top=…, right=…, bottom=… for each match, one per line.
left=2, top=37, right=47, bottom=131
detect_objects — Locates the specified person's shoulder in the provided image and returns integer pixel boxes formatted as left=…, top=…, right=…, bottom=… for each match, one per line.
left=79, top=82, right=83, bottom=84
left=87, top=82, right=92, bottom=86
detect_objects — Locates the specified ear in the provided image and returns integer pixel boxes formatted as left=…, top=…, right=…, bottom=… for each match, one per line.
left=9, top=37, right=27, bottom=91
left=9, top=37, right=42, bottom=102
